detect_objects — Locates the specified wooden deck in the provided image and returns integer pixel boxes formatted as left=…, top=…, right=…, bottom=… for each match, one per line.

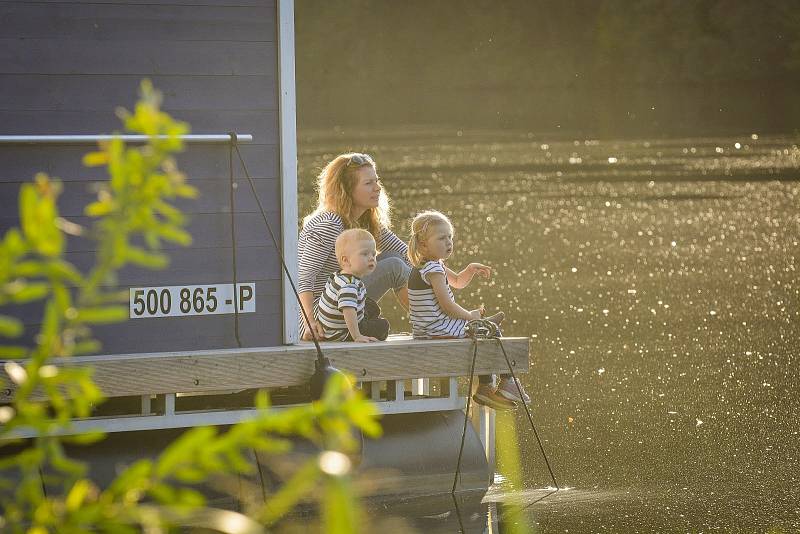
left=1, top=336, right=529, bottom=402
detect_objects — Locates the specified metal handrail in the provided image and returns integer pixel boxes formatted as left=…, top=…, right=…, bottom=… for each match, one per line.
left=0, top=134, right=253, bottom=145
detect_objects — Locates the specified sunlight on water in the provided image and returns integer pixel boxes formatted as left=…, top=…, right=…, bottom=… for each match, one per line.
left=298, top=129, right=800, bottom=532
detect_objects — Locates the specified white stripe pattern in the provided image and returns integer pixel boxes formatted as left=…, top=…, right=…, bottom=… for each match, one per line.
left=297, top=211, right=408, bottom=334
left=315, top=272, right=365, bottom=341
left=408, top=260, right=467, bottom=338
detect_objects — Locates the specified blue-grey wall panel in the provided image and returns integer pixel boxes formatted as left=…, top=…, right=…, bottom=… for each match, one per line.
left=0, top=0, right=286, bottom=353
left=0, top=177, right=281, bottom=216
left=4, top=281, right=283, bottom=354
left=0, top=145, right=279, bottom=182
left=0, top=75, right=277, bottom=111
left=0, top=211, right=284, bottom=252
left=0, top=39, right=275, bottom=76
left=2, top=3, right=275, bottom=42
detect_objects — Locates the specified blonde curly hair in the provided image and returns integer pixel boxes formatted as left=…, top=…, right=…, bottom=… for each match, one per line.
left=407, top=210, right=453, bottom=267
left=303, top=153, right=391, bottom=239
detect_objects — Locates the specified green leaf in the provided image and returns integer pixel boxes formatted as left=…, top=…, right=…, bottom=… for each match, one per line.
left=12, top=260, right=46, bottom=277
left=72, top=340, right=102, bottom=355
left=3, top=228, right=26, bottom=256
left=322, top=475, right=359, bottom=534
left=84, top=200, right=114, bottom=218
left=65, top=479, right=92, bottom=511
left=74, top=306, right=128, bottom=325
left=124, top=247, right=168, bottom=269
left=62, top=430, right=105, bottom=445
left=0, top=316, right=23, bottom=338
left=82, top=151, right=109, bottom=167
left=19, top=176, right=64, bottom=257
left=8, top=282, right=49, bottom=303
left=0, top=345, right=28, bottom=358
left=155, top=426, right=216, bottom=479
left=158, top=225, right=192, bottom=246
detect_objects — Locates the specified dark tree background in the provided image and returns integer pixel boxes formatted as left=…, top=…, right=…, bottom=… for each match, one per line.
left=296, top=0, right=800, bottom=136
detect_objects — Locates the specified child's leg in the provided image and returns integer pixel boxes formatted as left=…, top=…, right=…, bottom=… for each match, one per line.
left=359, top=317, right=390, bottom=341
left=364, top=297, right=381, bottom=320
left=496, top=374, right=531, bottom=404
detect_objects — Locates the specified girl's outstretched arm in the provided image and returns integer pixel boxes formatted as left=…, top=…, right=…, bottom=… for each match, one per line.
left=447, top=263, right=492, bottom=289
left=428, top=271, right=482, bottom=320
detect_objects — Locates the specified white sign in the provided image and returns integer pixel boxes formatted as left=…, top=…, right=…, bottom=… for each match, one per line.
left=129, top=283, right=256, bottom=318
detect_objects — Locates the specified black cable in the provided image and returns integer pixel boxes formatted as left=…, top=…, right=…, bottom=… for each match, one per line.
left=493, top=336, right=559, bottom=490
left=452, top=338, right=479, bottom=494
left=449, top=491, right=467, bottom=534
left=229, top=136, right=326, bottom=362
left=228, top=136, right=242, bottom=347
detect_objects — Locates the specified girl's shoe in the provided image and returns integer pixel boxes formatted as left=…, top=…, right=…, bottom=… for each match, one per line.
left=472, top=384, right=516, bottom=411
left=496, top=377, right=531, bottom=404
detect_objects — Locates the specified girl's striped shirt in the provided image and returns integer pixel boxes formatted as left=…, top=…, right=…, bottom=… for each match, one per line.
left=297, top=211, right=408, bottom=334
left=408, top=260, right=467, bottom=338
left=315, top=272, right=365, bottom=341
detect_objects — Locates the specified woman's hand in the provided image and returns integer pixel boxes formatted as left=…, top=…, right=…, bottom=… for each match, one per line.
left=469, top=308, right=483, bottom=320
left=302, top=319, right=325, bottom=341
left=354, top=335, right=378, bottom=343
left=468, top=263, right=492, bottom=279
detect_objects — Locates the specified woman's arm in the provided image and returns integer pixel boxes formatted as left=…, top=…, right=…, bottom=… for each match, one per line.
left=299, top=291, right=325, bottom=340
left=427, top=272, right=481, bottom=321
left=297, top=214, right=342, bottom=340
left=377, top=227, right=410, bottom=263
left=446, top=263, right=492, bottom=289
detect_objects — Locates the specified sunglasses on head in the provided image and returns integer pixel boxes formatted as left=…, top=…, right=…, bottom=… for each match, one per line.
left=345, top=153, right=373, bottom=167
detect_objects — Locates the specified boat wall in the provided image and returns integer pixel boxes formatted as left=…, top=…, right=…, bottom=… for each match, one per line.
left=0, top=0, right=288, bottom=353
left=12, top=410, right=489, bottom=508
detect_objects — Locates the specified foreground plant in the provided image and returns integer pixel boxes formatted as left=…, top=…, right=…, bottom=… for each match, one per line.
left=0, top=81, right=380, bottom=533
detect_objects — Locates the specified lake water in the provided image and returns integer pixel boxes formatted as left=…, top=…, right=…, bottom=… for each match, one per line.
left=297, top=129, right=800, bottom=533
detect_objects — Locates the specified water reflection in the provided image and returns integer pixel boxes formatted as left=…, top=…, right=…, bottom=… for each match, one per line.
left=298, top=130, right=800, bottom=532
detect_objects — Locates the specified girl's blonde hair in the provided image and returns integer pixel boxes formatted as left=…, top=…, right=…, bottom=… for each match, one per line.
left=407, top=210, right=454, bottom=267
left=302, top=153, right=391, bottom=239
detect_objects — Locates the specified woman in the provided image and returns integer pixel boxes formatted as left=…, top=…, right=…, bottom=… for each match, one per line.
left=298, top=153, right=411, bottom=341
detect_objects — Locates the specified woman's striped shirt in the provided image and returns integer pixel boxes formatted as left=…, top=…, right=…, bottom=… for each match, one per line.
left=297, top=211, right=408, bottom=333
left=315, top=272, right=365, bottom=341
left=408, top=260, right=467, bottom=338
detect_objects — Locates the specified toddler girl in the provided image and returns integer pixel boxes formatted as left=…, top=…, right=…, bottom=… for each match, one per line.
left=406, top=210, right=530, bottom=410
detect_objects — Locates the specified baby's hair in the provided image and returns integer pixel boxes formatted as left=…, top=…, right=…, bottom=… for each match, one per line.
left=335, top=228, right=376, bottom=267
left=407, top=210, right=454, bottom=267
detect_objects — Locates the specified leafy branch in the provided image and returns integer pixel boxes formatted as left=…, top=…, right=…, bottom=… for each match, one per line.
left=0, top=81, right=380, bottom=533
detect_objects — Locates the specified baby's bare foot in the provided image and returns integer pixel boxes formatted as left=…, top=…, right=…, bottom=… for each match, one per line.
left=485, top=311, right=505, bottom=325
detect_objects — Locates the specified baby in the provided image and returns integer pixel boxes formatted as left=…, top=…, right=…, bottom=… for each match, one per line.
left=315, top=228, right=390, bottom=342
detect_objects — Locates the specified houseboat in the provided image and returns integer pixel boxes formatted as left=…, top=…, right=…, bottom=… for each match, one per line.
left=0, top=0, right=529, bottom=512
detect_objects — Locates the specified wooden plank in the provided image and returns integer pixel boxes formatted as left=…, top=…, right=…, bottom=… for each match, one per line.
left=63, top=245, right=283, bottom=285
left=0, top=110, right=279, bottom=144
left=8, top=308, right=284, bottom=356
left=1, top=4, right=275, bottom=42
left=0, top=144, right=279, bottom=183
left=4, top=1, right=274, bottom=6
left=0, top=178, right=280, bottom=218
left=0, top=337, right=530, bottom=401
left=1, top=277, right=282, bottom=326
left=0, top=75, right=276, bottom=112
left=0, top=211, right=284, bottom=252
left=0, top=39, right=276, bottom=76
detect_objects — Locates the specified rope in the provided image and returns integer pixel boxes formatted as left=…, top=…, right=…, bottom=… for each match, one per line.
left=450, top=319, right=560, bottom=500
left=228, top=135, right=242, bottom=347
left=228, top=135, right=326, bottom=362
left=452, top=338, right=479, bottom=494
left=492, top=333, right=559, bottom=489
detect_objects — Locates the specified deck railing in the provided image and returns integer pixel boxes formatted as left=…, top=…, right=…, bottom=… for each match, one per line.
left=1, top=336, right=529, bottom=442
